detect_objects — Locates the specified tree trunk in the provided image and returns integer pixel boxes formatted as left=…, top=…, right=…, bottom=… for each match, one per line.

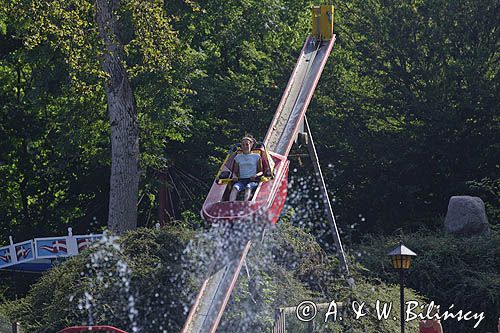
left=95, top=0, right=139, bottom=234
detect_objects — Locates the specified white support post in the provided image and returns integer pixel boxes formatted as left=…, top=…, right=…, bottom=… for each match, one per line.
left=8, top=236, right=18, bottom=265
left=303, top=115, right=349, bottom=274
left=66, top=227, right=79, bottom=256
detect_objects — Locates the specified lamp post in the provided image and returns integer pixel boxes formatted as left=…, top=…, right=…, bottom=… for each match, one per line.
left=388, top=241, right=417, bottom=333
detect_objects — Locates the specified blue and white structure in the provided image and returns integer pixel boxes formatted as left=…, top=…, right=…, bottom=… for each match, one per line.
left=0, top=228, right=102, bottom=273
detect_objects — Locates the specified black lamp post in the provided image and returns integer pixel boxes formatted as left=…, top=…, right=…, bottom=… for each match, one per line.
left=388, top=241, right=417, bottom=333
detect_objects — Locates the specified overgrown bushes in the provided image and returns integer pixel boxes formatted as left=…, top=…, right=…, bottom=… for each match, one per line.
left=355, top=230, right=500, bottom=332
left=0, top=227, right=195, bottom=332
left=0, top=221, right=425, bottom=332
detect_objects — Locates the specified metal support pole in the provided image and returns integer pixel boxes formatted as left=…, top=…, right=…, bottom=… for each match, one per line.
left=400, top=265, right=405, bottom=333
left=303, top=115, right=349, bottom=274
left=158, top=172, right=167, bottom=226
left=272, top=308, right=286, bottom=333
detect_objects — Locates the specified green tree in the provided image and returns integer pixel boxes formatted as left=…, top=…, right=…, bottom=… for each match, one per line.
left=0, top=0, right=195, bottom=236
left=162, top=0, right=316, bottom=186
left=310, top=0, right=499, bottom=233
left=95, top=0, right=139, bottom=234
left=0, top=3, right=110, bottom=238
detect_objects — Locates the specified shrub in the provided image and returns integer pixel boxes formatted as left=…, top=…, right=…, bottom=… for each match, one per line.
left=1, top=220, right=426, bottom=332
left=355, top=230, right=500, bottom=332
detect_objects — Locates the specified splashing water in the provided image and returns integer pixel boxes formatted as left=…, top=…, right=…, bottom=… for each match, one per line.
left=66, top=168, right=355, bottom=332
left=76, top=232, right=140, bottom=332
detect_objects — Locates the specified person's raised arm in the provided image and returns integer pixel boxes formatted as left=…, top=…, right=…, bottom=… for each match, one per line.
left=257, top=158, right=263, bottom=177
left=232, top=161, right=239, bottom=181
left=251, top=158, right=263, bottom=181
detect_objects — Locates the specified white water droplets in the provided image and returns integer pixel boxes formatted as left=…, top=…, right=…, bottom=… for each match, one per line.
left=77, top=232, right=139, bottom=331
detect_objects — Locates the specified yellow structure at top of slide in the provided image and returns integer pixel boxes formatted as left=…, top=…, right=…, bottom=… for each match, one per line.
left=312, top=5, right=334, bottom=40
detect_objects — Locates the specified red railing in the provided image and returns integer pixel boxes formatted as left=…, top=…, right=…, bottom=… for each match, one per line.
left=57, top=326, right=128, bottom=333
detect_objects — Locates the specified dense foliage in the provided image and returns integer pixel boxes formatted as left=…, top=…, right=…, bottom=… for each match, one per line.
left=0, top=227, right=195, bottom=332
left=0, top=0, right=196, bottom=237
left=1, top=0, right=497, bottom=240
left=355, top=230, right=500, bottom=332
left=310, top=0, right=499, bottom=234
left=0, top=0, right=498, bottom=330
left=1, top=221, right=424, bottom=332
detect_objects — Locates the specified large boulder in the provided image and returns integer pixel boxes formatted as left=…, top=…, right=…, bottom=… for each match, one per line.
left=444, top=196, right=490, bottom=235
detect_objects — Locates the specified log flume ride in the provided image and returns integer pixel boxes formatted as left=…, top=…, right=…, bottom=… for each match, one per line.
left=48, top=5, right=345, bottom=333
left=182, top=5, right=348, bottom=333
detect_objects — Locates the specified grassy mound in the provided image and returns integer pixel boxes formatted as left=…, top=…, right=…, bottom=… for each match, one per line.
left=1, top=220, right=425, bottom=332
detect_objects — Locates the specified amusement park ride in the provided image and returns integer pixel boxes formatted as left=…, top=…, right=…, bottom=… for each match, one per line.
left=183, top=5, right=348, bottom=333
left=2, top=4, right=348, bottom=333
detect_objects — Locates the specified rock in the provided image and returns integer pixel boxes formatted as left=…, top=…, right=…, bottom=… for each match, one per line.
left=444, top=196, right=490, bottom=236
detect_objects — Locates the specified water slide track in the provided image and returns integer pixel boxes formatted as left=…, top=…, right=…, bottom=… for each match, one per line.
left=181, top=241, right=252, bottom=333
left=265, top=36, right=335, bottom=157
left=182, top=36, right=335, bottom=333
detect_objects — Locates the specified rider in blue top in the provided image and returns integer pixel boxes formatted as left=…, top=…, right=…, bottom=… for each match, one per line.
left=230, top=135, right=263, bottom=201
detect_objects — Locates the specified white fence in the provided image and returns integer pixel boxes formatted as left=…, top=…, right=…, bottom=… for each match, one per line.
left=0, top=228, right=102, bottom=270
